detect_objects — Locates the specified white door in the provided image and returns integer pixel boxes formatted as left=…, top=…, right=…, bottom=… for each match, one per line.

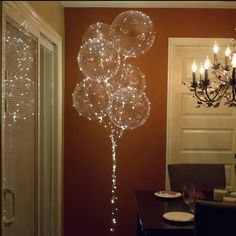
left=166, top=38, right=236, bottom=190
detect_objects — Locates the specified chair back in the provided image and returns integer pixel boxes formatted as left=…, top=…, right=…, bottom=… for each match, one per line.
left=168, top=163, right=226, bottom=192
left=194, top=200, right=236, bottom=236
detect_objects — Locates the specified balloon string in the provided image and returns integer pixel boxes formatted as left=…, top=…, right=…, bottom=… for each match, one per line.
left=100, top=117, right=123, bottom=234
left=100, top=116, right=123, bottom=140
left=109, top=132, right=118, bottom=234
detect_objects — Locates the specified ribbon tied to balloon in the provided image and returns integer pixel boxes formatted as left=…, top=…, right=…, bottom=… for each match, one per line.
left=72, top=10, right=155, bottom=234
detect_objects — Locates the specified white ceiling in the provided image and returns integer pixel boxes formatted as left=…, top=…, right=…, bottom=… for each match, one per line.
left=60, top=1, right=236, bottom=9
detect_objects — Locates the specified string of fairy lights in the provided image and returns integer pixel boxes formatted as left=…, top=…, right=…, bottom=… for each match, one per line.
left=72, top=10, right=155, bottom=234
left=5, top=21, right=35, bottom=124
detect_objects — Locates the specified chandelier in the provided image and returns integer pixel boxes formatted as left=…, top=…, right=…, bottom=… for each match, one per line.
left=190, top=38, right=236, bottom=107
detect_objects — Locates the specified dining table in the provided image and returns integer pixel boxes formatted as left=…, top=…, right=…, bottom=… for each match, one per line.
left=134, top=190, right=196, bottom=236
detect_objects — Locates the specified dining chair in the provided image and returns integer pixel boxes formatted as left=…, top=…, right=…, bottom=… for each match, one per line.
left=194, top=200, right=236, bottom=236
left=168, top=163, right=226, bottom=192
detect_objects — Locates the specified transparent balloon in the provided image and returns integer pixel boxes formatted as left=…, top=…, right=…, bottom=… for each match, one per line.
left=82, top=22, right=111, bottom=44
left=72, top=78, right=111, bottom=120
left=108, top=63, right=146, bottom=93
left=108, top=87, right=150, bottom=130
left=110, top=10, right=155, bottom=58
left=77, top=38, right=120, bottom=80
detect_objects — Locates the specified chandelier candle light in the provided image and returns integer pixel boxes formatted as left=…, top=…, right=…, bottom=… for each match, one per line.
left=190, top=39, right=236, bottom=107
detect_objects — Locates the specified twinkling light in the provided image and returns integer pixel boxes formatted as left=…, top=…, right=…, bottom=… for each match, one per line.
left=110, top=10, right=155, bottom=59
left=72, top=10, right=155, bottom=234
left=82, top=22, right=111, bottom=44
left=108, top=63, right=146, bottom=93
left=77, top=38, right=120, bottom=80
left=5, top=22, right=35, bottom=122
left=108, top=87, right=151, bottom=130
left=72, top=78, right=111, bottom=120
left=109, top=132, right=118, bottom=233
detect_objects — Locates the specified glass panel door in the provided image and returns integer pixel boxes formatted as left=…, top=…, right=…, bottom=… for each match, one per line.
left=1, top=2, right=63, bottom=236
left=3, top=20, right=38, bottom=236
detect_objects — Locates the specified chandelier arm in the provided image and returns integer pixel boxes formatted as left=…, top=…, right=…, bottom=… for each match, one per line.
left=203, top=87, right=226, bottom=103
left=192, top=82, right=229, bottom=106
left=225, top=87, right=236, bottom=103
left=193, top=89, right=218, bottom=103
left=193, top=87, right=221, bottom=103
left=193, top=89, right=211, bottom=103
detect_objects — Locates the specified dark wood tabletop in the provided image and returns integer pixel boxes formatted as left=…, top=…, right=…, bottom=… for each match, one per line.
left=134, top=191, right=194, bottom=236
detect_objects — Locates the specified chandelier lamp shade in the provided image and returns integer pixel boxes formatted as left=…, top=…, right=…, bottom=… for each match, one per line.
left=190, top=38, right=236, bottom=107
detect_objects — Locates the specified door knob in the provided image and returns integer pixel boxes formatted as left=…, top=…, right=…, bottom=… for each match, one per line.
left=3, top=188, right=15, bottom=227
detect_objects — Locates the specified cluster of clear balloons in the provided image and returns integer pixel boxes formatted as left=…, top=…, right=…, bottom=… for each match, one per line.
left=72, top=10, right=155, bottom=233
left=73, top=10, right=155, bottom=135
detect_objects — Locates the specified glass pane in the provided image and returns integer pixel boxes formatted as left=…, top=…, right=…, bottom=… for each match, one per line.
left=4, top=21, right=37, bottom=236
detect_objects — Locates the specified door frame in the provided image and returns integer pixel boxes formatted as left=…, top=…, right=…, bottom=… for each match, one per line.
left=1, top=1, right=63, bottom=235
left=0, top=1, right=2, bottom=232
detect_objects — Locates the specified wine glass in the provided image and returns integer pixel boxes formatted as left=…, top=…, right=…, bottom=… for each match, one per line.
left=182, top=185, right=196, bottom=213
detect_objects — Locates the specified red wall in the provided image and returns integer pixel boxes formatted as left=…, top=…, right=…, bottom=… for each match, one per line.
left=64, top=8, right=236, bottom=236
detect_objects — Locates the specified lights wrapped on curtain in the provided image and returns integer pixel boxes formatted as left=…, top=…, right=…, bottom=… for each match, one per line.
left=189, top=38, right=236, bottom=107
left=72, top=11, right=155, bottom=234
